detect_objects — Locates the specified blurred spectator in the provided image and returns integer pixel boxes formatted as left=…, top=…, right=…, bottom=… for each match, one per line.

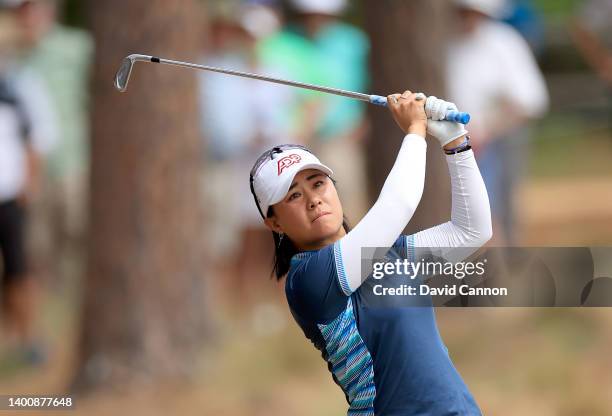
left=198, top=0, right=296, bottom=301
left=0, top=0, right=57, bottom=366
left=257, top=0, right=370, bottom=224
left=571, top=0, right=612, bottom=133
left=13, top=0, right=93, bottom=283
left=447, top=0, right=549, bottom=245
left=571, top=0, right=612, bottom=87
left=503, top=0, right=545, bottom=55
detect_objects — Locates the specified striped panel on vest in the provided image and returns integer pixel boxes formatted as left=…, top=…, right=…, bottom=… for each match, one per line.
left=318, top=297, right=376, bottom=416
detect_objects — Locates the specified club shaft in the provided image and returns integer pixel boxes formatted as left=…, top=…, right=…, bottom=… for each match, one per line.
left=154, top=56, right=372, bottom=102
left=118, top=54, right=471, bottom=124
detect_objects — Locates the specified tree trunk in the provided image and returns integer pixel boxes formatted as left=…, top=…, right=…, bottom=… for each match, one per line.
left=364, top=0, right=452, bottom=233
left=74, top=0, right=209, bottom=392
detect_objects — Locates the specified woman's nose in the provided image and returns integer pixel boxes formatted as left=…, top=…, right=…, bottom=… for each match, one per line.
left=308, top=196, right=322, bottom=209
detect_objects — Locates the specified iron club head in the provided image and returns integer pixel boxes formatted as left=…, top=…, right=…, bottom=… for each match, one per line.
left=114, top=54, right=153, bottom=92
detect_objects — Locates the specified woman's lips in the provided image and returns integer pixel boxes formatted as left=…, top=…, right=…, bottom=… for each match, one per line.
left=312, top=212, right=331, bottom=222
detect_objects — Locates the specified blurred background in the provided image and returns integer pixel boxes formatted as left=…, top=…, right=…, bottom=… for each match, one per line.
left=0, top=0, right=611, bottom=414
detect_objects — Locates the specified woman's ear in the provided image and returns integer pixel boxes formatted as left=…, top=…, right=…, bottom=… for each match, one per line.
left=264, top=216, right=283, bottom=234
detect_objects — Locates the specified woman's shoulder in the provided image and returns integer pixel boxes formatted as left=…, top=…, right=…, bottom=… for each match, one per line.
left=285, top=243, right=349, bottom=323
left=286, top=244, right=336, bottom=287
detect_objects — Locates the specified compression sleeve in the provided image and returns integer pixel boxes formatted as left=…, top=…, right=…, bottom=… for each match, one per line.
left=411, top=149, right=492, bottom=262
left=336, top=133, right=427, bottom=295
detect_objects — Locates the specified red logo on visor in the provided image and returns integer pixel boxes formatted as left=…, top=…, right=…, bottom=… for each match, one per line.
left=277, top=154, right=302, bottom=175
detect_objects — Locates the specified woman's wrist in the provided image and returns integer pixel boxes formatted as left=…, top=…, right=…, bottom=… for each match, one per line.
left=443, top=135, right=467, bottom=150
left=443, top=135, right=472, bottom=155
left=407, top=122, right=427, bottom=138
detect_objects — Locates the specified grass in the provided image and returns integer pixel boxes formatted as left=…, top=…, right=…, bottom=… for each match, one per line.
left=529, top=113, right=612, bottom=178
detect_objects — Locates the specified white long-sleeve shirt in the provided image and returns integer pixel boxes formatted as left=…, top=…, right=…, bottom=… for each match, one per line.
left=0, top=68, right=58, bottom=202
left=338, top=133, right=492, bottom=292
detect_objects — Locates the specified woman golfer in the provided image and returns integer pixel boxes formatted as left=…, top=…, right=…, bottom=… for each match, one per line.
left=250, top=91, right=491, bottom=415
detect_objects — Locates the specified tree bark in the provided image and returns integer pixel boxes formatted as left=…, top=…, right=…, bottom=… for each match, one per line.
left=74, top=0, right=209, bottom=392
left=363, top=0, right=452, bottom=233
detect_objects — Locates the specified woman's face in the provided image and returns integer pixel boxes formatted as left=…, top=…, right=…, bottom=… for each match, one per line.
left=265, top=169, right=345, bottom=251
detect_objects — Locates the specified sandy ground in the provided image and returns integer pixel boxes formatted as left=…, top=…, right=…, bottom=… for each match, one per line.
left=518, top=177, right=612, bottom=245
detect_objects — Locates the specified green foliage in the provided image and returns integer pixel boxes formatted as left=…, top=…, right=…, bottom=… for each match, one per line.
left=530, top=114, right=612, bottom=177
left=532, top=0, right=583, bottom=19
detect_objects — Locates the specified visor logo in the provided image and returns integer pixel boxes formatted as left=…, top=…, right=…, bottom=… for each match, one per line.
left=277, top=154, right=301, bottom=175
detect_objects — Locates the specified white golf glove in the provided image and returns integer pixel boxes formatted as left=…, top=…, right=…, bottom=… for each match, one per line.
left=425, top=96, right=468, bottom=147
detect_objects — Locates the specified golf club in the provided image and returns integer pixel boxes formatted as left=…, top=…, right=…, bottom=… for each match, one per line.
left=114, top=54, right=471, bottom=124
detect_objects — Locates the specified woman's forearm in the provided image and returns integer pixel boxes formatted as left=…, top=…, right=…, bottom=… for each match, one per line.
left=411, top=149, right=492, bottom=262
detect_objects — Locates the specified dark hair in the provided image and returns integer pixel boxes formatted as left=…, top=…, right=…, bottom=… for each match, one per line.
left=267, top=206, right=351, bottom=280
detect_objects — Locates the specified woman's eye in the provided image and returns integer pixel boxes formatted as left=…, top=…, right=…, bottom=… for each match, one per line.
left=288, top=192, right=300, bottom=201
left=314, top=180, right=324, bottom=188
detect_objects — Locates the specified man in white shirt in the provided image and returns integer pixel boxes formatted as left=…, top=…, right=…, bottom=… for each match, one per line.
left=446, top=0, right=549, bottom=244
left=0, top=0, right=57, bottom=365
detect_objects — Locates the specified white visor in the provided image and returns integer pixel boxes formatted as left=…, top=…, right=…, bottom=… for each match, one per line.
left=454, top=0, right=509, bottom=18
left=289, top=0, right=347, bottom=15
left=251, top=147, right=333, bottom=217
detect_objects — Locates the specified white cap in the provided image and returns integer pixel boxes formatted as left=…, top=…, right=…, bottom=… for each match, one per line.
left=289, top=0, right=346, bottom=15
left=240, top=4, right=281, bottom=39
left=454, top=0, right=509, bottom=18
left=251, top=147, right=333, bottom=217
